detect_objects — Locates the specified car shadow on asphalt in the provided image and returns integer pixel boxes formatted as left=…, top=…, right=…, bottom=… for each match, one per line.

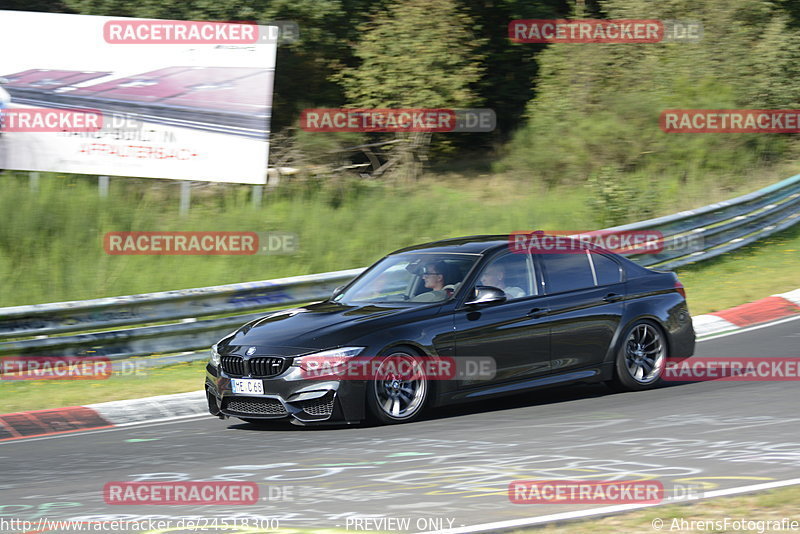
left=421, top=380, right=699, bottom=424
left=225, top=380, right=698, bottom=432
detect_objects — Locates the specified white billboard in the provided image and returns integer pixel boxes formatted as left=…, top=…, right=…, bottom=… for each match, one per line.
left=0, top=11, right=277, bottom=184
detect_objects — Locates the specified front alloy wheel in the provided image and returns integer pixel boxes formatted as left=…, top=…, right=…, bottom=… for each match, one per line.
left=366, top=351, right=429, bottom=424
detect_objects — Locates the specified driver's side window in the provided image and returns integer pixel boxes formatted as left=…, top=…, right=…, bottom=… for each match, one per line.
left=476, top=253, right=536, bottom=300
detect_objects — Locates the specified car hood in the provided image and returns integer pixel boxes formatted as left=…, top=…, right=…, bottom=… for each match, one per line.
left=220, top=300, right=424, bottom=355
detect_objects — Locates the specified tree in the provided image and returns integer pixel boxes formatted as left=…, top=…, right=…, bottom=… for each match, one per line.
left=335, top=0, right=486, bottom=180
left=457, top=0, right=569, bottom=140
left=261, top=0, right=395, bottom=131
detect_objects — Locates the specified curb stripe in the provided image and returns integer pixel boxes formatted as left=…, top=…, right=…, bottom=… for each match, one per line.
left=87, top=390, right=207, bottom=426
left=690, top=314, right=738, bottom=337
left=0, top=406, right=112, bottom=442
left=711, top=296, right=800, bottom=327
left=776, top=289, right=800, bottom=307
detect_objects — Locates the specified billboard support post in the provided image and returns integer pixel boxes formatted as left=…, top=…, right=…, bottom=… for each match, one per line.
left=252, top=185, right=263, bottom=209
left=98, top=175, right=109, bottom=197
left=179, top=180, right=191, bottom=216
left=29, top=172, right=39, bottom=192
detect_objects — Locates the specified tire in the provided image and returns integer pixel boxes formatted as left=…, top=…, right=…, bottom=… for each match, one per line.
left=609, top=320, right=668, bottom=392
left=366, top=349, right=430, bottom=425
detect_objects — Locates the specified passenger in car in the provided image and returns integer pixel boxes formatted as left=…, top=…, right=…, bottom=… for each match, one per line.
left=480, top=263, right=525, bottom=299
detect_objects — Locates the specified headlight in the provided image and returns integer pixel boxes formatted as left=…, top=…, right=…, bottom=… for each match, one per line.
left=292, top=347, right=365, bottom=372
left=210, top=343, right=221, bottom=366
left=210, top=330, right=239, bottom=367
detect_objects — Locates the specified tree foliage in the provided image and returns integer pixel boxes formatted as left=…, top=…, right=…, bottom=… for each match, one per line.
left=499, top=0, right=800, bottom=188
left=335, top=0, right=485, bottom=108
left=458, top=0, right=568, bottom=138
left=331, top=0, right=487, bottom=180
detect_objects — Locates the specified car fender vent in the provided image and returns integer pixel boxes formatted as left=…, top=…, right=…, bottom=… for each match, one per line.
left=299, top=392, right=335, bottom=416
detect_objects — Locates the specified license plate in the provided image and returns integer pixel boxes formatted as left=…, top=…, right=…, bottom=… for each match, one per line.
left=231, top=378, right=264, bottom=395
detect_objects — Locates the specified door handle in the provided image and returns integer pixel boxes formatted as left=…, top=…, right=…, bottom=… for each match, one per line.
left=603, top=293, right=623, bottom=303
left=527, top=307, right=549, bottom=318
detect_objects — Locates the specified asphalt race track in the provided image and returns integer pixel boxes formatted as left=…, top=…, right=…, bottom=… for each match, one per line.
left=2, top=317, right=799, bottom=533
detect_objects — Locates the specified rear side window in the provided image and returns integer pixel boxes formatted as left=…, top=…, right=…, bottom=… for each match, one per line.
left=591, top=252, right=622, bottom=285
left=540, top=252, right=595, bottom=293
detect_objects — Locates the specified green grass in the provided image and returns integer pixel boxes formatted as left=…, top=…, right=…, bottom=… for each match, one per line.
left=513, top=484, right=800, bottom=533
left=0, top=360, right=207, bottom=413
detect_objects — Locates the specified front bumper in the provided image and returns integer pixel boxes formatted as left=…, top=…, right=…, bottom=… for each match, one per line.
left=205, top=363, right=366, bottom=425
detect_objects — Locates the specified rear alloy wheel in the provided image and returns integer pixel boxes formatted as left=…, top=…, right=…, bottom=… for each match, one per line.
left=611, top=321, right=667, bottom=391
left=366, top=350, right=429, bottom=424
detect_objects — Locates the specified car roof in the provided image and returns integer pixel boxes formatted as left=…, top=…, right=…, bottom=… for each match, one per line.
left=389, top=233, right=634, bottom=257
left=387, top=234, right=651, bottom=275
left=389, top=235, right=512, bottom=255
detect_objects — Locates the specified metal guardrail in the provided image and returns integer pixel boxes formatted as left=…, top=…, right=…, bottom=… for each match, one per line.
left=0, top=269, right=364, bottom=361
left=0, top=174, right=798, bottom=363
left=0, top=269, right=363, bottom=340
left=616, top=173, right=800, bottom=269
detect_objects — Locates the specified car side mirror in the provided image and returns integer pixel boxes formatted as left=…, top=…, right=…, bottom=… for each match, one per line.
left=332, top=285, right=344, bottom=298
left=464, top=285, right=507, bottom=306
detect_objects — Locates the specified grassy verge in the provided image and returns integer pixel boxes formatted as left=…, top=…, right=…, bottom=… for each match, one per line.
left=0, top=360, right=206, bottom=413
left=0, top=167, right=791, bottom=307
left=514, top=484, right=800, bottom=533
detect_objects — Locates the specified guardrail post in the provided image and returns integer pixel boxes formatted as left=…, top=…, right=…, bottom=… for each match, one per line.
left=98, top=175, right=109, bottom=198
left=252, top=185, right=263, bottom=209
left=180, top=181, right=191, bottom=216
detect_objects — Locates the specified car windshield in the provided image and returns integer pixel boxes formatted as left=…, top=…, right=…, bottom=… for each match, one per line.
left=332, top=253, right=479, bottom=305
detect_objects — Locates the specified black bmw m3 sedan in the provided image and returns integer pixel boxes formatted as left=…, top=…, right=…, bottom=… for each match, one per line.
left=205, top=235, right=695, bottom=425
